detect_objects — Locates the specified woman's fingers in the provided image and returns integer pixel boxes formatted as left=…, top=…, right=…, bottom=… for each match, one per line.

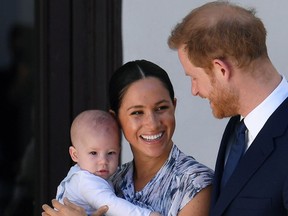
left=42, top=203, right=58, bottom=216
left=51, top=199, right=64, bottom=211
left=91, top=205, right=109, bottom=216
left=62, top=198, right=84, bottom=212
left=42, top=198, right=107, bottom=216
left=42, top=199, right=83, bottom=216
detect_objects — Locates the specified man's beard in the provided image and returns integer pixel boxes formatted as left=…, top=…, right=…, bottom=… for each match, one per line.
left=209, top=81, right=240, bottom=119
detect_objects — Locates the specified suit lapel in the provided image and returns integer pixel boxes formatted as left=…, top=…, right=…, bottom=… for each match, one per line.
left=212, top=133, right=275, bottom=215
left=211, top=116, right=238, bottom=205
left=211, top=98, right=288, bottom=216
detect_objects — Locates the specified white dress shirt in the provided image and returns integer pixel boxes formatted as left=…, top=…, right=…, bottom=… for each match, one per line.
left=244, top=76, right=288, bottom=149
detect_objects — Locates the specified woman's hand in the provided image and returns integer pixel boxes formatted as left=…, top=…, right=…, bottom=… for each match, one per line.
left=42, top=198, right=108, bottom=216
left=41, top=198, right=86, bottom=216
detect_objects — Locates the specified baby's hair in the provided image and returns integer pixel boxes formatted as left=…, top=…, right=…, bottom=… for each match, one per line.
left=70, top=110, right=119, bottom=146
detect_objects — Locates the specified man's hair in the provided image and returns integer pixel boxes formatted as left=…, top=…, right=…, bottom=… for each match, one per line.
left=168, top=1, right=268, bottom=69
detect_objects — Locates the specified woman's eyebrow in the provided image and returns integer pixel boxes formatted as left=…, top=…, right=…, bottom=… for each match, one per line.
left=126, top=105, right=143, bottom=111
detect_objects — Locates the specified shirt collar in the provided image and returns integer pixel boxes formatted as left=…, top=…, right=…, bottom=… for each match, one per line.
left=244, top=76, right=288, bottom=147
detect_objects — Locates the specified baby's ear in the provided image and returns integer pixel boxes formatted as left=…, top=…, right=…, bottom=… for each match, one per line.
left=69, top=146, right=78, bottom=162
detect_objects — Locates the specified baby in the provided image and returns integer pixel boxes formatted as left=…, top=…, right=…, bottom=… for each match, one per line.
left=56, top=110, right=160, bottom=216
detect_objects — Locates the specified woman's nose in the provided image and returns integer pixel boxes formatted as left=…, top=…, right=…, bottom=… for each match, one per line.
left=144, top=112, right=160, bottom=128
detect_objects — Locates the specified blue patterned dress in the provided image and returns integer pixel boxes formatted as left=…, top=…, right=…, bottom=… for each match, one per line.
left=111, top=144, right=214, bottom=216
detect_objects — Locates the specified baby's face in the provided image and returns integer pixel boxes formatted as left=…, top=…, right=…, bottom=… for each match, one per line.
left=75, top=128, right=120, bottom=179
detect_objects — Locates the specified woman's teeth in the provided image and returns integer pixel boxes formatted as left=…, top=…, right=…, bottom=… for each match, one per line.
left=141, top=133, right=163, bottom=141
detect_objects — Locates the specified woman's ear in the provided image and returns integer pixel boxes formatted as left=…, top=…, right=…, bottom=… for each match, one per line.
left=173, top=98, right=177, bottom=108
left=109, top=109, right=116, bottom=116
left=69, top=146, right=78, bottom=162
left=109, top=109, right=122, bottom=127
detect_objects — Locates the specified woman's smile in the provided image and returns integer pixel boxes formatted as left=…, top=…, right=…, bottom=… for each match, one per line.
left=140, top=132, right=164, bottom=142
left=118, top=77, right=176, bottom=158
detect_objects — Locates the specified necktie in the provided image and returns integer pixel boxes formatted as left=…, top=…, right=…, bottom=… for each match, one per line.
left=221, top=119, right=247, bottom=188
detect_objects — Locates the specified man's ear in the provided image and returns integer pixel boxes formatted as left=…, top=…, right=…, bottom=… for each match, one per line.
left=212, top=58, right=232, bottom=80
left=69, top=146, right=78, bottom=162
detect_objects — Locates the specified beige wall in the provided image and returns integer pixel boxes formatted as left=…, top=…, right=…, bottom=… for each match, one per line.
left=122, top=0, right=288, bottom=169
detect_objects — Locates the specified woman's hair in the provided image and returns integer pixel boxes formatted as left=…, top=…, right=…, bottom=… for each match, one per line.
left=109, top=60, right=174, bottom=115
left=168, top=1, right=268, bottom=69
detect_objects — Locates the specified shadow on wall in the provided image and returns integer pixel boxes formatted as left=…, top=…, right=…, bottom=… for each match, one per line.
left=0, top=24, right=36, bottom=216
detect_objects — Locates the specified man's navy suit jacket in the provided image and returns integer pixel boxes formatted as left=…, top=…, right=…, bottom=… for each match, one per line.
left=210, top=97, right=288, bottom=216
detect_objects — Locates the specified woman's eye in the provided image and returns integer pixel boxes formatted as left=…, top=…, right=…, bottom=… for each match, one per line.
left=131, top=110, right=143, bottom=115
left=156, top=106, right=168, bottom=111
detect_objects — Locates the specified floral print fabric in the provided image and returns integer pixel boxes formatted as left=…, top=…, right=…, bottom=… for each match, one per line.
left=111, top=144, right=214, bottom=216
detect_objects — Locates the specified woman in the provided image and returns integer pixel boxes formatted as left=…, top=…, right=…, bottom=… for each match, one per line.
left=42, top=60, right=214, bottom=216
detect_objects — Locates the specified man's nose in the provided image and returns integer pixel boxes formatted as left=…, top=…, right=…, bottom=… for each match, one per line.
left=191, top=80, right=199, bottom=96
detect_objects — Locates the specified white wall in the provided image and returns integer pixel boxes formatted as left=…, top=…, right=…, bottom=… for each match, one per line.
left=121, top=0, right=288, bottom=169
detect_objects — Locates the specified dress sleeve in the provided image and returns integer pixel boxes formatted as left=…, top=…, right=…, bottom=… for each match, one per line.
left=78, top=171, right=152, bottom=216
left=178, top=165, right=213, bottom=210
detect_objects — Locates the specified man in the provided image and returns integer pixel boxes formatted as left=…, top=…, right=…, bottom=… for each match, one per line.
left=168, top=1, right=288, bottom=216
